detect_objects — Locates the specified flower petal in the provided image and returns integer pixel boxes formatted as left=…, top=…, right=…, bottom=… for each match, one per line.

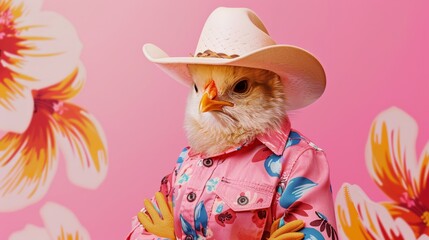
left=264, top=154, right=282, bottom=177
left=365, top=107, right=419, bottom=202
left=194, top=201, right=208, bottom=236
left=383, top=202, right=423, bottom=237
left=417, top=142, right=429, bottom=209
left=0, top=107, right=58, bottom=212
left=3, top=0, right=43, bottom=15
left=419, top=234, right=429, bottom=240
left=9, top=224, right=50, bottom=240
left=6, top=11, right=81, bottom=89
left=279, top=177, right=317, bottom=209
left=41, top=202, right=91, bottom=240
left=300, top=227, right=324, bottom=240
left=0, top=0, right=42, bottom=24
left=54, top=103, right=108, bottom=189
left=0, top=80, right=33, bottom=133
left=180, top=214, right=198, bottom=238
left=36, top=64, right=84, bottom=101
left=335, top=183, right=415, bottom=239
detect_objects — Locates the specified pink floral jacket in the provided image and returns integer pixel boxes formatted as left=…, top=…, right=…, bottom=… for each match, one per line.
left=127, top=119, right=337, bottom=240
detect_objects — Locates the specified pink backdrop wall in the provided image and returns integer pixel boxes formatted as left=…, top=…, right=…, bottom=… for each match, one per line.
left=1, top=1, right=428, bottom=239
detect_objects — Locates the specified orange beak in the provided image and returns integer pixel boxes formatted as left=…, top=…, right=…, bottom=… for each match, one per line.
left=199, top=80, right=234, bottom=113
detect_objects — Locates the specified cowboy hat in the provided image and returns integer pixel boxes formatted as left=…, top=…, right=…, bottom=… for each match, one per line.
left=143, top=7, right=326, bottom=110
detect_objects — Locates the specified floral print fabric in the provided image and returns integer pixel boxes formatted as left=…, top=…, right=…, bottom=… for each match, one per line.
left=128, top=119, right=337, bottom=240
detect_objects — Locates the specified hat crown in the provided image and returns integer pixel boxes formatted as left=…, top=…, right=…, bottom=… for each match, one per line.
left=195, top=7, right=276, bottom=57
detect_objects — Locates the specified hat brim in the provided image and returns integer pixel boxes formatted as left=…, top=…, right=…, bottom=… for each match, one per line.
left=143, top=43, right=326, bottom=110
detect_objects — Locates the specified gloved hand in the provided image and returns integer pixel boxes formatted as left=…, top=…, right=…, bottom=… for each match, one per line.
left=137, top=192, right=175, bottom=240
left=268, top=218, right=305, bottom=240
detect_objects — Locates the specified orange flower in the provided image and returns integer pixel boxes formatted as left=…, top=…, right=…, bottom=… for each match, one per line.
left=336, top=184, right=415, bottom=239
left=9, top=202, right=91, bottom=240
left=0, top=0, right=81, bottom=133
left=336, top=107, right=429, bottom=239
left=0, top=65, right=108, bottom=211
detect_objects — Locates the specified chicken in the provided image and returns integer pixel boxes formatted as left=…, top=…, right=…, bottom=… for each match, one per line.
left=135, top=64, right=308, bottom=240
left=131, top=7, right=337, bottom=240
left=185, top=64, right=286, bottom=156
left=132, top=64, right=338, bottom=239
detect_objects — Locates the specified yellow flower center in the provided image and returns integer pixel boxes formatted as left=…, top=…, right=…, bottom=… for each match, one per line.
left=422, top=211, right=429, bottom=227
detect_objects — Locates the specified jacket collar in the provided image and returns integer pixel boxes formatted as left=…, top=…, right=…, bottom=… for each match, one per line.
left=256, top=118, right=291, bottom=156
left=189, top=118, right=291, bottom=158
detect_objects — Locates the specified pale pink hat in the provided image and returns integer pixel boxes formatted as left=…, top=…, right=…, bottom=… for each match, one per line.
left=143, top=7, right=326, bottom=110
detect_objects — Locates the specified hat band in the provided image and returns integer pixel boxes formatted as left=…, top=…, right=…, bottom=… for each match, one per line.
left=195, top=49, right=240, bottom=59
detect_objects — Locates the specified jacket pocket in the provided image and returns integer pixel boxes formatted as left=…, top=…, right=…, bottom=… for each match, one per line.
left=214, top=177, right=275, bottom=212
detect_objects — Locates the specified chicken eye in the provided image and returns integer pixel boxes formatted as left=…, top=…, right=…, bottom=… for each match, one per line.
left=194, top=84, right=198, bottom=93
left=233, top=79, right=249, bottom=94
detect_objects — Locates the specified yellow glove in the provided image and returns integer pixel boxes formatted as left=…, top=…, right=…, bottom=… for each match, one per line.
left=137, top=192, right=175, bottom=240
left=268, top=218, right=305, bottom=240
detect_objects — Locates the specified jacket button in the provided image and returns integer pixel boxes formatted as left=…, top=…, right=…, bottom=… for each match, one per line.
left=185, top=235, right=194, bottom=240
left=203, top=158, right=213, bottom=167
left=237, top=196, right=249, bottom=205
left=187, top=192, right=197, bottom=202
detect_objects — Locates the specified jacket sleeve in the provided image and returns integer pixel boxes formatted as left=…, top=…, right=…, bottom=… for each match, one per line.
left=125, top=170, right=176, bottom=240
left=270, top=147, right=338, bottom=240
left=126, top=147, right=190, bottom=240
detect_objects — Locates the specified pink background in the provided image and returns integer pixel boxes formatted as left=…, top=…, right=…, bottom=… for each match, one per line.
left=1, top=1, right=428, bottom=239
